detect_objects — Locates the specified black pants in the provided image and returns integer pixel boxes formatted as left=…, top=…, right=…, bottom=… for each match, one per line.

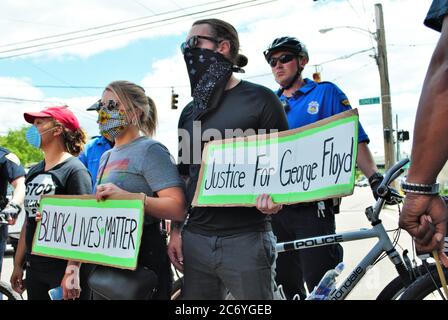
left=91, top=223, right=172, bottom=300
left=26, top=261, right=94, bottom=300
left=272, top=204, right=343, bottom=300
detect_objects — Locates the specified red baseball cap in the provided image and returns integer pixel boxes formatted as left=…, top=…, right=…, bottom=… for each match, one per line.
left=24, top=106, right=80, bottom=132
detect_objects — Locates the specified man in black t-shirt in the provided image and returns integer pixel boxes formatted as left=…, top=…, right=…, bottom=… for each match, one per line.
left=169, top=19, right=288, bottom=300
left=0, top=147, right=25, bottom=278
left=399, top=0, right=448, bottom=266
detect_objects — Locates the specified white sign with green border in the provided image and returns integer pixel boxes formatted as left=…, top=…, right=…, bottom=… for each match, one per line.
left=192, top=109, right=359, bottom=207
left=32, top=194, right=145, bottom=270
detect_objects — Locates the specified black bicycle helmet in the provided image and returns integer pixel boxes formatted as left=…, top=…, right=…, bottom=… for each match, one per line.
left=263, top=36, right=309, bottom=62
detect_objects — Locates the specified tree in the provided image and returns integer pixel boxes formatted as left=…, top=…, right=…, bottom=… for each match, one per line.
left=0, top=126, right=43, bottom=167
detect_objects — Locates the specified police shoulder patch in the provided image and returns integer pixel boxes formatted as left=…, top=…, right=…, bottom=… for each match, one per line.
left=5, top=152, right=21, bottom=165
left=307, top=101, right=320, bottom=115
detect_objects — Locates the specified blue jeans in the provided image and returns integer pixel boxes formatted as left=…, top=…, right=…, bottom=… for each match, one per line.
left=182, top=229, right=277, bottom=300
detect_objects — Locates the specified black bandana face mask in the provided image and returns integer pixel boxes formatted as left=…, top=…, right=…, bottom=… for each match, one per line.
left=183, top=47, right=235, bottom=119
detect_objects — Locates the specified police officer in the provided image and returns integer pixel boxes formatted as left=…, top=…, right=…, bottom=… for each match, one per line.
left=264, top=37, right=386, bottom=299
left=78, top=101, right=114, bottom=189
left=0, top=147, right=25, bottom=278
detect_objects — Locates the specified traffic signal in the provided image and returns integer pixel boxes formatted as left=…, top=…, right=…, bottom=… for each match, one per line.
left=171, top=91, right=179, bottom=110
left=397, top=130, right=409, bottom=142
left=313, top=72, right=321, bottom=83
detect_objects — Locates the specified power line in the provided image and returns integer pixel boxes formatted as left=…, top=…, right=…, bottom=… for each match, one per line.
left=131, top=0, right=157, bottom=15
left=0, top=0, right=266, bottom=56
left=0, top=96, right=98, bottom=121
left=345, top=0, right=363, bottom=21
left=0, top=84, right=190, bottom=90
left=0, top=0, right=278, bottom=60
left=25, top=60, right=93, bottom=97
left=345, top=0, right=376, bottom=50
left=330, top=62, right=371, bottom=82
left=0, top=18, right=69, bottom=28
left=1, top=47, right=374, bottom=87
left=168, top=0, right=192, bottom=16
left=312, top=47, right=374, bottom=66
left=244, top=47, right=375, bottom=81
left=0, top=0, right=224, bottom=49
left=389, top=43, right=435, bottom=47
left=0, top=96, right=64, bottom=104
left=20, top=60, right=105, bottom=124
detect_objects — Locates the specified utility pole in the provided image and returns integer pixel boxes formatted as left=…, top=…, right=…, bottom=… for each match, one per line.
left=375, top=3, right=395, bottom=170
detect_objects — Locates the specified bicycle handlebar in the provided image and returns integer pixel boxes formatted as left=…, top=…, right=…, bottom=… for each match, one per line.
left=377, top=158, right=409, bottom=195
left=369, top=158, right=409, bottom=221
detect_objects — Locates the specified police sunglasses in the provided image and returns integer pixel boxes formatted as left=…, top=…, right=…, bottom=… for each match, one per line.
left=88, top=99, right=120, bottom=112
left=180, top=35, right=222, bottom=54
left=268, top=54, right=296, bottom=68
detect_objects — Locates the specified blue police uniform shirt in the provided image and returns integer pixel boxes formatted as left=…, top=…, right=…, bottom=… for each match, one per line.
left=278, top=78, right=370, bottom=144
left=78, top=136, right=112, bottom=188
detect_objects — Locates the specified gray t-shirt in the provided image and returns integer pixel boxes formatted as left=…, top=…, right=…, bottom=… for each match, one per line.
left=97, top=136, right=184, bottom=224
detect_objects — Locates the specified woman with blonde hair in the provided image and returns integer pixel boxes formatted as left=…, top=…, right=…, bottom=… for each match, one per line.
left=91, top=80, right=186, bottom=300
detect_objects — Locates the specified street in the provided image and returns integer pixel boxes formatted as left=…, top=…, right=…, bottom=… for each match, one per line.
left=0, top=186, right=413, bottom=300
left=334, top=186, right=412, bottom=299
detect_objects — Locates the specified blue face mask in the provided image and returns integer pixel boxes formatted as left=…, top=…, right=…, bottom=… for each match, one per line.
left=25, top=125, right=56, bottom=148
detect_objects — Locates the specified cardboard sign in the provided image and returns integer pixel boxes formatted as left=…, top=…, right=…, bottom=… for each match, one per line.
left=192, top=109, right=359, bottom=207
left=32, top=194, right=145, bottom=270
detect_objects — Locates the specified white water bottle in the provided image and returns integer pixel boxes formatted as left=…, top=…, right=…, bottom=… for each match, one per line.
left=306, top=262, right=344, bottom=300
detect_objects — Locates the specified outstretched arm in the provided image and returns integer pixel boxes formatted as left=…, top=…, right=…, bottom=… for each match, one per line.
left=399, top=15, right=448, bottom=266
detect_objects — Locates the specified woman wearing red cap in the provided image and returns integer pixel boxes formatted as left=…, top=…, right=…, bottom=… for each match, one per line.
left=10, top=105, right=92, bottom=300
left=90, top=80, right=186, bottom=300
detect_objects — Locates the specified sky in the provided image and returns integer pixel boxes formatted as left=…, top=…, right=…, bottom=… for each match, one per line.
left=0, top=0, right=441, bottom=161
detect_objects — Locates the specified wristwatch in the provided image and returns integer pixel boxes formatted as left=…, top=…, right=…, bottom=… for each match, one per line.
left=401, top=181, right=440, bottom=195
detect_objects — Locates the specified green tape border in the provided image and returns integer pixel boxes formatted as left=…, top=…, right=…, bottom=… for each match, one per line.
left=32, top=197, right=144, bottom=269
left=197, top=115, right=359, bottom=205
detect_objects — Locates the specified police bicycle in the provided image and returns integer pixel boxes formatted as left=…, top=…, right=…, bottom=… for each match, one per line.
left=276, top=158, right=441, bottom=300
left=0, top=211, right=23, bottom=300
left=170, top=159, right=438, bottom=300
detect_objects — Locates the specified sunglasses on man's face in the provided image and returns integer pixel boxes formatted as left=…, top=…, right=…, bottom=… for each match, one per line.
left=91, top=99, right=120, bottom=112
left=268, top=54, right=296, bottom=68
left=180, top=35, right=221, bottom=54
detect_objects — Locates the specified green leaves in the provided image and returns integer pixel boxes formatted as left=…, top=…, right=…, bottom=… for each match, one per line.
left=0, top=126, right=43, bottom=167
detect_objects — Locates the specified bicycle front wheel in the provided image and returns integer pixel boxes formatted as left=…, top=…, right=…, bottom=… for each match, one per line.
left=0, top=281, right=22, bottom=300
left=376, top=264, right=436, bottom=300
left=400, top=268, right=448, bottom=300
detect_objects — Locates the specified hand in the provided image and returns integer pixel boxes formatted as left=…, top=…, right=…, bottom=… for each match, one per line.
left=399, top=193, right=448, bottom=267
left=10, top=266, right=25, bottom=294
left=61, top=265, right=81, bottom=300
left=256, top=194, right=283, bottom=215
left=35, top=211, right=42, bottom=222
left=1, top=202, right=21, bottom=225
left=369, top=176, right=382, bottom=199
left=96, top=183, right=128, bottom=201
left=369, top=175, right=401, bottom=205
left=168, top=228, right=184, bottom=272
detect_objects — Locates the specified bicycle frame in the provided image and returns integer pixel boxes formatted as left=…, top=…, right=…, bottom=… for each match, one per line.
left=275, top=158, right=411, bottom=300
left=276, top=220, right=404, bottom=300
